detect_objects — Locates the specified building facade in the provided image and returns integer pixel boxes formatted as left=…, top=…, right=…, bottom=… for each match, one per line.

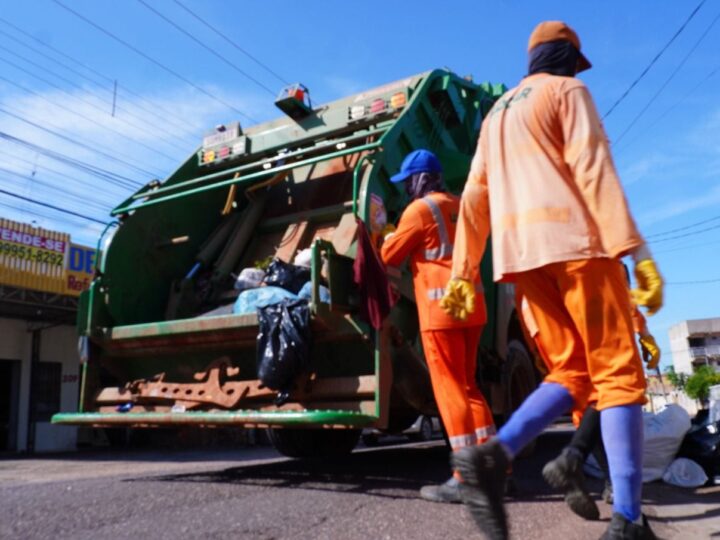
left=668, top=317, right=720, bottom=375
left=0, top=218, right=95, bottom=453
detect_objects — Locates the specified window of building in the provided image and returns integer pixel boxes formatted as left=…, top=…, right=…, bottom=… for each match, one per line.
left=688, top=337, right=705, bottom=348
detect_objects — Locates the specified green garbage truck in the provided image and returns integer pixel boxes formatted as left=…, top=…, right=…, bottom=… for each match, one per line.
left=53, top=69, right=539, bottom=458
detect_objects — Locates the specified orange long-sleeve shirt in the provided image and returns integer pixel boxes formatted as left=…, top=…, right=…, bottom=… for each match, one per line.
left=453, top=73, right=644, bottom=282
left=381, top=192, right=486, bottom=331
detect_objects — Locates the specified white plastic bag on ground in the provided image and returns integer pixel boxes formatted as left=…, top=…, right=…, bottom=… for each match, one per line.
left=662, top=457, right=708, bottom=488
left=643, top=404, right=692, bottom=482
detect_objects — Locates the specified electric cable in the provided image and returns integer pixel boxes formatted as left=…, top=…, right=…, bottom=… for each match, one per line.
left=645, top=213, right=720, bottom=239
left=648, top=222, right=720, bottom=243
left=0, top=73, right=180, bottom=163
left=52, top=0, right=259, bottom=123
left=0, top=38, right=199, bottom=148
left=603, top=0, right=706, bottom=119
left=0, top=186, right=107, bottom=225
left=0, top=17, right=207, bottom=136
left=0, top=105, right=165, bottom=178
left=172, top=0, right=291, bottom=86
left=612, top=10, right=720, bottom=145
left=0, top=130, right=142, bottom=189
left=137, top=0, right=276, bottom=96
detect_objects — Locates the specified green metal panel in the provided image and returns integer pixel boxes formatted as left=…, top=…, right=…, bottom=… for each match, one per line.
left=52, top=409, right=378, bottom=428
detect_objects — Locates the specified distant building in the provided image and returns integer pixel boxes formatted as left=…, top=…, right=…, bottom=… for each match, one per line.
left=0, top=217, right=96, bottom=454
left=669, top=317, right=720, bottom=375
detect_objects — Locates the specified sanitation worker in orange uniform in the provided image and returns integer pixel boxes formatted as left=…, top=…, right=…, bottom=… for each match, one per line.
left=380, top=149, right=496, bottom=504
left=441, top=21, right=663, bottom=540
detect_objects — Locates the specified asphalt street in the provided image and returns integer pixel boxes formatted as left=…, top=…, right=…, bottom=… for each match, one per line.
left=1, top=429, right=718, bottom=539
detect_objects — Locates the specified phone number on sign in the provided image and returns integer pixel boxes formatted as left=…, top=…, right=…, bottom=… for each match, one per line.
left=0, top=241, right=65, bottom=266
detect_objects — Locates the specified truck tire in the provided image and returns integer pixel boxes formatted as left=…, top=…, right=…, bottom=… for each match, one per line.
left=503, top=338, right=539, bottom=457
left=266, top=427, right=361, bottom=459
left=410, top=415, right=434, bottom=442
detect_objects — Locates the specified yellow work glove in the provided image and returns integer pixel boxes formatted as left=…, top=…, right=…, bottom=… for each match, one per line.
left=440, top=278, right=475, bottom=321
left=631, top=259, right=663, bottom=315
left=639, top=334, right=660, bottom=370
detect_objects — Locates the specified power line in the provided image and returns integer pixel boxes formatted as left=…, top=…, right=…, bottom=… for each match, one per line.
left=0, top=73, right=180, bottom=163
left=0, top=105, right=164, bottom=178
left=52, top=0, right=259, bottom=123
left=602, top=0, right=706, bottom=119
left=0, top=55, right=187, bottom=158
left=0, top=130, right=142, bottom=189
left=0, top=17, right=207, bottom=137
left=0, top=186, right=107, bottom=225
left=612, top=10, right=720, bottom=146
left=654, top=238, right=720, bottom=255
left=648, top=221, right=720, bottom=243
left=666, top=278, right=720, bottom=285
left=137, top=0, right=276, bottom=96
left=615, top=62, right=720, bottom=156
left=172, top=0, right=290, bottom=87
left=646, top=213, right=720, bottom=239
left=0, top=39, right=198, bottom=150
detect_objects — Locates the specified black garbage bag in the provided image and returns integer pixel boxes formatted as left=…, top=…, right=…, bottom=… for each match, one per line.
left=256, top=298, right=312, bottom=403
left=677, top=419, right=720, bottom=482
left=262, top=258, right=311, bottom=295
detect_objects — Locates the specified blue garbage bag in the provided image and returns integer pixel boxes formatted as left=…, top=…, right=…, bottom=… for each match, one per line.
left=233, top=286, right=298, bottom=315
left=297, top=281, right=330, bottom=303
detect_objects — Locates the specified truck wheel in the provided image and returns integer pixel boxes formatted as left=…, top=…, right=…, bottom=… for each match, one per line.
left=266, top=427, right=361, bottom=459
left=503, top=338, right=539, bottom=457
left=410, top=416, right=434, bottom=442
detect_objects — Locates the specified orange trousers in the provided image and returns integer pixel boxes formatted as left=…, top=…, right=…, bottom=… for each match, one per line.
left=515, top=258, right=646, bottom=412
left=420, top=326, right=495, bottom=450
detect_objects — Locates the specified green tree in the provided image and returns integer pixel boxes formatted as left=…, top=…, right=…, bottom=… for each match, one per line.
left=684, top=365, right=720, bottom=403
left=664, top=366, right=688, bottom=390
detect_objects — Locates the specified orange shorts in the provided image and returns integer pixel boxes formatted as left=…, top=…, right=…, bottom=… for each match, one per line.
left=515, top=258, right=646, bottom=411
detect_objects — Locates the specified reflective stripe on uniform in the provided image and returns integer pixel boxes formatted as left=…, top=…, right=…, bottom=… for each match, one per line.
left=421, top=196, right=453, bottom=261
left=427, top=282, right=484, bottom=301
left=449, top=433, right=476, bottom=450
left=475, top=425, right=496, bottom=442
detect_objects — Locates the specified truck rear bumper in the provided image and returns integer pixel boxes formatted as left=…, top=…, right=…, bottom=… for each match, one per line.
left=52, top=409, right=378, bottom=428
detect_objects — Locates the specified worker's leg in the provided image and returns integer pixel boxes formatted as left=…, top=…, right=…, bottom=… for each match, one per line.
left=421, top=328, right=479, bottom=450
left=494, top=266, right=591, bottom=458
left=555, top=259, right=646, bottom=523
left=463, top=326, right=496, bottom=443
left=569, top=404, right=601, bottom=459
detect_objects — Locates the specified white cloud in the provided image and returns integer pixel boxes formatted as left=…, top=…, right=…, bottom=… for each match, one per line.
left=0, top=83, right=273, bottom=245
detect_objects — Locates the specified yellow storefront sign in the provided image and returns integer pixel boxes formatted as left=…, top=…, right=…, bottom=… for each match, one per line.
left=0, top=218, right=96, bottom=297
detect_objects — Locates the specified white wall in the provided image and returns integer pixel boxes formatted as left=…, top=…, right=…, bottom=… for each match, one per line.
left=0, top=317, right=79, bottom=453
left=669, top=321, right=693, bottom=375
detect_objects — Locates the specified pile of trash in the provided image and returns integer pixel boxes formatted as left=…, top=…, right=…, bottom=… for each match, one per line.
left=230, top=250, right=330, bottom=403
left=586, top=403, right=719, bottom=488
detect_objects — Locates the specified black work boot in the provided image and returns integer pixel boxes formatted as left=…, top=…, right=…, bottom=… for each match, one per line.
left=452, top=439, right=509, bottom=540
left=542, top=447, right=600, bottom=521
left=600, top=513, right=657, bottom=540
left=420, top=476, right=461, bottom=504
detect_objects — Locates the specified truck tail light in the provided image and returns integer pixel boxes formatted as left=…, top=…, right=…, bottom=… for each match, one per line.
left=390, top=92, right=407, bottom=109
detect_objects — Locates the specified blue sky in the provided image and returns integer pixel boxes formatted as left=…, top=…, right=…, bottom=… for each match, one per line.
left=1, top=0, right=719, bottom=369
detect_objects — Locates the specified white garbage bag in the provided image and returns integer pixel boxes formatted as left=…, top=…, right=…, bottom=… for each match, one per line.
left=643, top=404, right=692, bottom=482
left=662, top=457, right=708, bottom=488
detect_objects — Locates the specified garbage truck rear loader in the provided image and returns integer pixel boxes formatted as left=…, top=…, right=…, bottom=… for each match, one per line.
left=53, top=70, right=539, bottom=457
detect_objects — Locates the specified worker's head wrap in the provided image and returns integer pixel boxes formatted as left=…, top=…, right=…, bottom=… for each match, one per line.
left=405, top=171, right=446, bottom=200
left=528, top=40, right=580, bottom=77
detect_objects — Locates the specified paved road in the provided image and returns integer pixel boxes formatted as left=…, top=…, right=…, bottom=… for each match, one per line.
left=1, top=430, right=717, bottom=539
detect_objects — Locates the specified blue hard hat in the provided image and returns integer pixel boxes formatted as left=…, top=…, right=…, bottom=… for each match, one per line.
left=390, top=149, right=443, bottom=183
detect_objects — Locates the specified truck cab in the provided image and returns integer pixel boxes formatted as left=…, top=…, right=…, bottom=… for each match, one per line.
left=54, top=69, right=539, bottom=458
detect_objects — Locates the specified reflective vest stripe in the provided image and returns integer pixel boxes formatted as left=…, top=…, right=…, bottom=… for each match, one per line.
left=421, top=196, right=453, bottom=261
left=426, top=282, right=484, bottom=301
left=448, top=433, right=476, bottom=450
left=475, top=425, right=496, bottom=442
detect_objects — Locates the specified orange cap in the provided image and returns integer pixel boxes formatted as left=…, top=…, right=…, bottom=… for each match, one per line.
left=528, top=21, right=592, bottom=73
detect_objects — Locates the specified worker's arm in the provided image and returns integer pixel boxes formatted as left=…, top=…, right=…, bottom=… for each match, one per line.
left=451, top=130, right=491, bottom=281
left=380, top=201, right=425, bottom=267
left=559, top=83, right=644, bottom=259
